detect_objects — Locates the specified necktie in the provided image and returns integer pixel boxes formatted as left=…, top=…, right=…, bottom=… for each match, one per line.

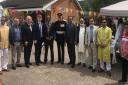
left=29, top=25, right=32, bottom=31
left=39, top=23, right=42, bottom=37
left=90, top=26, right=93, bottom=42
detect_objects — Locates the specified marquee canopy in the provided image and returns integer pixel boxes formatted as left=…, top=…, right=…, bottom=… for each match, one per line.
left=100, top=0, right=128, bottom=16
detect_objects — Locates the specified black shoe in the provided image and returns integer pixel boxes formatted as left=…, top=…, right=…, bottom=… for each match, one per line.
left=71, top=65, right=75, bottom=68
left=118, top=80, right=127, bottom=83
left=67, top=62, right=71, bottom=65
left=2, top=69, right=10, bottom=72
left=88, top=66, right=93, bottom=69
left=106, top=71, right=112, bottom=76
left=61, top=62, right=64, bottom=64
left=92, top=69, right=96, bottom=72
left=56, top=61, right=61, bottom=64
left=43, top=61, right=47, bottom=65
left=0, top=71, right=3, bottom=75
left=36, top=63, right=40, bottom=66
left=16, top=64, right=22, bottom=67
left=12, top=67, right=16, bottom=70
left=39, top=61, right=43, bottom=64
left=77, top=62, right=81, bottom=66
left=83, top=63, right=86, bottom=67
left=25, top=65, right=30, bottom=68
left=50, top=62, right=54, bottom=65
left=28, top=63, right=32, bottom=65
left=98, top=68, right=104, bottom=73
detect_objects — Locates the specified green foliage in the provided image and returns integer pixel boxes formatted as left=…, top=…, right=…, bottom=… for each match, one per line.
left=79, top=0, right=124, bottom=12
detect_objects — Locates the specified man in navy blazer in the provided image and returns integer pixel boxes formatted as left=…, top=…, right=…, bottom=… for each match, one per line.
left=66, top=16, right=77, bottom=68
left=22, top=16, right=34, bottom=68
left=33, top=14, right=47, bottom=66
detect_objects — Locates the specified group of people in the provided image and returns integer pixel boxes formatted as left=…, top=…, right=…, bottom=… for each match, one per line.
left=0, top=12, right=127, bottom=84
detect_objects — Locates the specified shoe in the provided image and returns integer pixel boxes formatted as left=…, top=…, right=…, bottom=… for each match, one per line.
left=2, top=69, right=9, bottom=72
left=61, top=62, right=64, bottom=64
left=0, top=71, right=3, bottom=75
left=71, top=65, right=75, bottom=68
left=28, top=63, right=32, bottom=65
left=98, top=68, right=104, bottom=73
left=67, top=62, right=71, bottom=65
left=16, top=64, right=22, bottom=67
left=36, top=63, right=40, bottom=66
left=92, top=69, right=96, bottom=72
left=77, top=62, right=81, bottom=66
left=118, top=80, right=127, bottom=83
left=83, top=63, right=86, bottom=67
left=12, top=67, right=16, bottom=70
left=106, top=71, right=112, bottom=76
left=50, top=62, right=54, bottom=65
left=43, top=61, right=47, bottom=65
left=25, top=65, right=30, bottom=68
left=88, top=66, right=93, bottom=69
left=56, top=61, right=61, bottom=64
left=39, top=61, right=43, bottom=64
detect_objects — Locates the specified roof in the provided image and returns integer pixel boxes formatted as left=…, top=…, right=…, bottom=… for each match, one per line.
left=0, top=0, right=82, bottom=11
left=0, top=0, right=53, bottom=9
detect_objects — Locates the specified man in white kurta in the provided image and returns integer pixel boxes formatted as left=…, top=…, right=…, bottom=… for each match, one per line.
left=85, top=18, right=98, bottom=72
left=0, top=16, right=9, bottom=75
left=77, top=18, right=86, bottom=67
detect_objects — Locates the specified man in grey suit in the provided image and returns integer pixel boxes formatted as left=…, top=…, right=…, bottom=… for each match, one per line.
left=66, top=16, right=77, bottom=68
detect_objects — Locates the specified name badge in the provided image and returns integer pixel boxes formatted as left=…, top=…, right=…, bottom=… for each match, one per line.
left=60, top=24, right=65, bottom=27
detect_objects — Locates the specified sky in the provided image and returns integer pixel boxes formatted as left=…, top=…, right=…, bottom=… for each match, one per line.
left=0, top=0, right=5, bottom=2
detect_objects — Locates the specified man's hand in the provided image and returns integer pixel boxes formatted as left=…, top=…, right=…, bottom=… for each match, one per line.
left=64, top=42, right=66, bottom=46
left=25, top=41, right=28, bottom=46
left=100, top=44, right=106, bottom=48
left=34, top=40, right=37, bottom=44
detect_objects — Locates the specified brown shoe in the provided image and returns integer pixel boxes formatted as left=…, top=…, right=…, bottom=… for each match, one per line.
left=0, top=71, right=3, bottom=75
left=2, top=69, right=9, bottom=72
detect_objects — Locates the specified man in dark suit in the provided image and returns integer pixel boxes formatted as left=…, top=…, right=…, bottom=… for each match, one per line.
left=66, top=16, right=77, bottom=68
left=33, top=14, right=46, bottom=66
left=22, top=16, right=34, bottom=68
left=53, top=13, right=67, bottom=64
left=44, top=16, right=55, bottom=65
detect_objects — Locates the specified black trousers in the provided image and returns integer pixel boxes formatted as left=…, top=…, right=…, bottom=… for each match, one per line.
left=67, top=43, right=76, bottom=66
left=35, top=39, right=43, bottom=64
left=57, top=41, right=64, bottom=63
left=56, top=34, right=65, bottom=63
left=24, top=43, right=32, bottom=66
left=121, top=58, right=128, bottom=81
left=44, top=40, right=54, bottom=63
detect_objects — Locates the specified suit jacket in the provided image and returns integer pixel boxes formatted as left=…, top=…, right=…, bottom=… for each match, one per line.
left=33, top=22, right=47, bottom=41
left=85, top=25, right=98, bottom=46
left=22, top=23, right=34, bottom=44
left=9, top=25, right=22, bottom=45
left=44, top=22, right=55, bottom=41
left=66, top=22, right=77, bottom=44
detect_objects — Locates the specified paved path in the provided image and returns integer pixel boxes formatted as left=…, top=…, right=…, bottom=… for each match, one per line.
left=0, top=42, right=127, bottom=85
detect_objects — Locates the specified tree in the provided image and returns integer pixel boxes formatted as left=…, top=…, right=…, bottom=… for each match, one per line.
left=81, top=0, right=125, bottom=11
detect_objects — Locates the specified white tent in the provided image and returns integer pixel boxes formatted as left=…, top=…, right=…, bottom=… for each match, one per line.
left=100, top=0, right=128, bottom=16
